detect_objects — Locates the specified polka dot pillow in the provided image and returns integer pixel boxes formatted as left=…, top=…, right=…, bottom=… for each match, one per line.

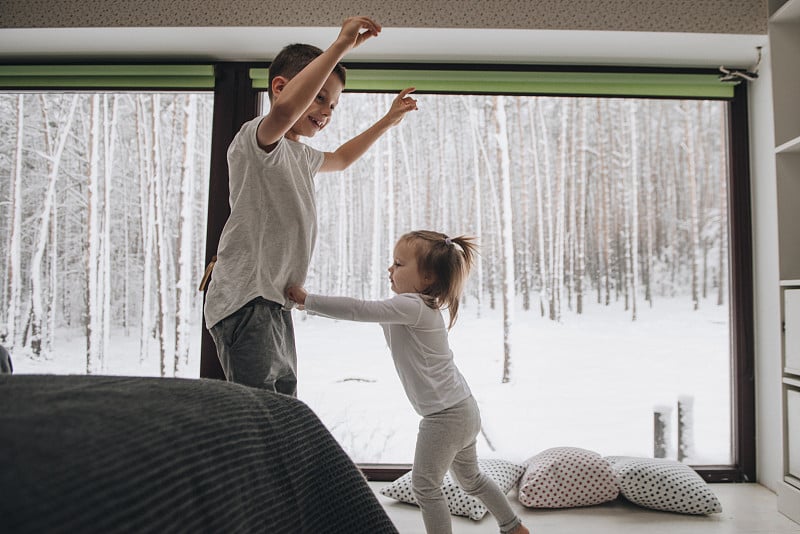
left=378, top=458, right=525, bottom=520
left=605, top=456, right=722, bottom=515
left=517, top=447, right=619, bottom=508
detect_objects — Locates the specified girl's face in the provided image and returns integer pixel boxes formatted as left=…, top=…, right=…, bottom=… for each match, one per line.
left=388, top=240, right=430, bottom=294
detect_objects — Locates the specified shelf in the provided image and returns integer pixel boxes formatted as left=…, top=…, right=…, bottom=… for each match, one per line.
left=778, top=481, right=800, bottom=524
left=771, top=0, right=800, bottom=22
left=770, top=1, right=800, bottom=524
left=777, top=136, right=800, bottom=154
left=770, top=0, right=800, bottom=147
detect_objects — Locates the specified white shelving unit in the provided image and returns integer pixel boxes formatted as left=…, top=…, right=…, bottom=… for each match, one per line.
left=771, top=0, right=800, bottom=523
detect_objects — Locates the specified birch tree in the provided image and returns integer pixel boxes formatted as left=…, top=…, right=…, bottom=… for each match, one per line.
left=494, top=96, right=516, bottom=383
left=85, top=94, right=103, bottom=373
left=5, top=95, right=24, bottom=348
left=683, top=102, right=701, bottom=310
left=137, top=95, right=154, bottom=365
left=175, top=94, right=197, bottom=374
left=627, top=101, right=640, bottom=321
left=28, top=96, right=78, bottom=358
left=575, top=99, right=588, bottom=314
left=717, top=111, right=728, bottom=306
left=152, top=94, right=173, bottom=376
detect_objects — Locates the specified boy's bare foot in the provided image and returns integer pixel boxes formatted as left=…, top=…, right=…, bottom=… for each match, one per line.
left=509, top=525, right=530, bottom=534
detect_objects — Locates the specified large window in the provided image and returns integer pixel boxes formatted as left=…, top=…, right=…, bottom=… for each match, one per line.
left=256, top=84, right=744, bottom=472
left=1, top=64, right=752, bottom=481
left=0, top=91, right=213, bottom=377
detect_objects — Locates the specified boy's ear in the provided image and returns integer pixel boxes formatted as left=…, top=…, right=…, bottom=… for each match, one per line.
left=270, top=76, right=289, bottom=98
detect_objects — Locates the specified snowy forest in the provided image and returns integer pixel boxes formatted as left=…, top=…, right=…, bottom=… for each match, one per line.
left=0, top=91, right=730, bottom=379
left=0, top=93, right=214, bottom=375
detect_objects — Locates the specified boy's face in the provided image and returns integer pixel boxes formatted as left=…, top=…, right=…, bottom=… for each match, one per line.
left=286, top=74, right=344, bottom=141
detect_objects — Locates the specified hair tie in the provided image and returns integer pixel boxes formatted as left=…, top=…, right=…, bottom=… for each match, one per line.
left=444, top=237, right=453, bottom=246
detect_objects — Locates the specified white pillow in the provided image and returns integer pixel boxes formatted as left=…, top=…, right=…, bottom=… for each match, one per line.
left=518, top=447, right=619, bottom=508
left=605, top=456, right=722, bottom=515
left=378, top=458, right=525, bottom=520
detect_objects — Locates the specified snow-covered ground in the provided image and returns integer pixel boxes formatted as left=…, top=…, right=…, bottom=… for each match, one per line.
left=13, top=295, right=729, bottom=466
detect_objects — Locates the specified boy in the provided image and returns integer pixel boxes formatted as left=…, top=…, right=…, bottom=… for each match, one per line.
left=204, top=16, right=417, bottom=396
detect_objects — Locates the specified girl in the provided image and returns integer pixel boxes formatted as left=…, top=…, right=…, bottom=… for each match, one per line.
left=287, top=230, right=529, bottom=534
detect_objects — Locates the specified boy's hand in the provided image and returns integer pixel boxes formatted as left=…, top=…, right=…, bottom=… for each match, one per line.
left=384, top=87, right=418, bottom=126
left=336, top=16, right=381, bottom=50
left=287, top=285, right=308, bottom=307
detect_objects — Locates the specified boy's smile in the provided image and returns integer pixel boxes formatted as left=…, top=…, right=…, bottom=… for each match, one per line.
left=287, top=74, right=344, bottom=141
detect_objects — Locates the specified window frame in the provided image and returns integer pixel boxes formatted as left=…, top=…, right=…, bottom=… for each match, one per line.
left=201, top=62, right=754, bottom=483
left=0, top=60, right=751, bottom=483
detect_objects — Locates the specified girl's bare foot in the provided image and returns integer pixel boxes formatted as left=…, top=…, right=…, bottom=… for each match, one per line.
left=509, top=524, right=529, bottom=534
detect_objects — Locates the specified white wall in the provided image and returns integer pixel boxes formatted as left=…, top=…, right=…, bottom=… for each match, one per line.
left=749, top=45, right=783, bottom=491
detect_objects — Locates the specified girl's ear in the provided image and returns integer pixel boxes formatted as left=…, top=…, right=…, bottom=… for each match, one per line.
left=270, top=76, right=289, bottom=98
left=422, top=272, right=435, bottom=289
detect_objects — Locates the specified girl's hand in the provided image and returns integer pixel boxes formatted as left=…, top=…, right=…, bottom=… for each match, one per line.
left=384, top=87, right=418, bottom=126
left=287, top=285, right=308, bottom=307
left=335, top=16, right=381, bottom=50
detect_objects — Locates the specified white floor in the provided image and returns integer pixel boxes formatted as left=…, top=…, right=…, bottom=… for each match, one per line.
left=370, top=482, right=800, bottom=534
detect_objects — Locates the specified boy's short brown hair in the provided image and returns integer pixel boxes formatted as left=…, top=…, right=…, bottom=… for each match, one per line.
left=267, top=43, right=347, bottom=100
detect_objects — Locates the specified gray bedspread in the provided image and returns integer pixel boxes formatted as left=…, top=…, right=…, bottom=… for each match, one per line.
left=0, top=374, right=399, bottom=534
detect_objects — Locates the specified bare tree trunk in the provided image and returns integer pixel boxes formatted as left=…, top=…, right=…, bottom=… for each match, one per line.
left=643, top=102, right=658, bottom=307
left=47, top=189, right=57, bottom=354
left=151, top=95, right=172, bottom=376
left=494, top=96, right=516, bottom=383
left=5, top=95, right=24, bottom=347
left=527, top=101, right=546, bottom=317
left=514, top=99, right=531, bottom=312
left=597, top=100, right=612, bottom=307
left=370, top=141, right=383, bottom=299
left=683, top=102, right=700, bottom=310
left=628, top=101, right=639, bottom=321
left=552, top=103, right=568, bottom=322
left=463, top=96, right=502, bottom=313
left=137, top=95, right=154, bottom=365
left=384, top=94, right=395, bottom=280
left=566, top=100, right=577, bottom=312
left=101, top=94, right=118, bottom=367
left=175, top=94, right=197, bottom=374
left=535, top=101, right=555, bottom=319
left=29, top=96, right=77, bottom=359
left=465, top=101, right=484, bottom=316
left=575, top=100, right=588, bottom=315
left=85, top=94, right=102, bottom=373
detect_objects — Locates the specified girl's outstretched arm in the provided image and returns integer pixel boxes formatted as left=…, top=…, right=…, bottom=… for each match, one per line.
left=294, top=292, right=423, bottom=325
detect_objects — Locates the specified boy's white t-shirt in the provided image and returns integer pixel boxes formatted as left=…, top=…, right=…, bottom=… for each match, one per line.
left=204, top=116, right=325, bottom=329
left=303, top=292, right=473, bottom=416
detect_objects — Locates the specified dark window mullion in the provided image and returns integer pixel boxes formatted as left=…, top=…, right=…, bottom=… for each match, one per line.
left=200, top=63, right=261, bottom=380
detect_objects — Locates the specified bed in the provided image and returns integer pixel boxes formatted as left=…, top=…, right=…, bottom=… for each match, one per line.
left=0, top=374, right=399, bottom=533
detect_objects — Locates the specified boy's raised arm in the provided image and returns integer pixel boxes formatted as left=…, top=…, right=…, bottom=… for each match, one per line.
left=257, top=16, right=381, bottom=150
left=320, top=87, right=418, bottom=172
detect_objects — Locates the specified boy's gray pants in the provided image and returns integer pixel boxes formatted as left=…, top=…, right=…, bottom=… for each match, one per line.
left=412, top=395, right=522, bottom=534
left=209, top=297, right=297, bottom=396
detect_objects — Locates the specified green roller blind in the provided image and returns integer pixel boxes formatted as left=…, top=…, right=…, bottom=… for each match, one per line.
left=0, top=65, right=216, bottom=89
left=250, top=67, right=737, bottom=98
